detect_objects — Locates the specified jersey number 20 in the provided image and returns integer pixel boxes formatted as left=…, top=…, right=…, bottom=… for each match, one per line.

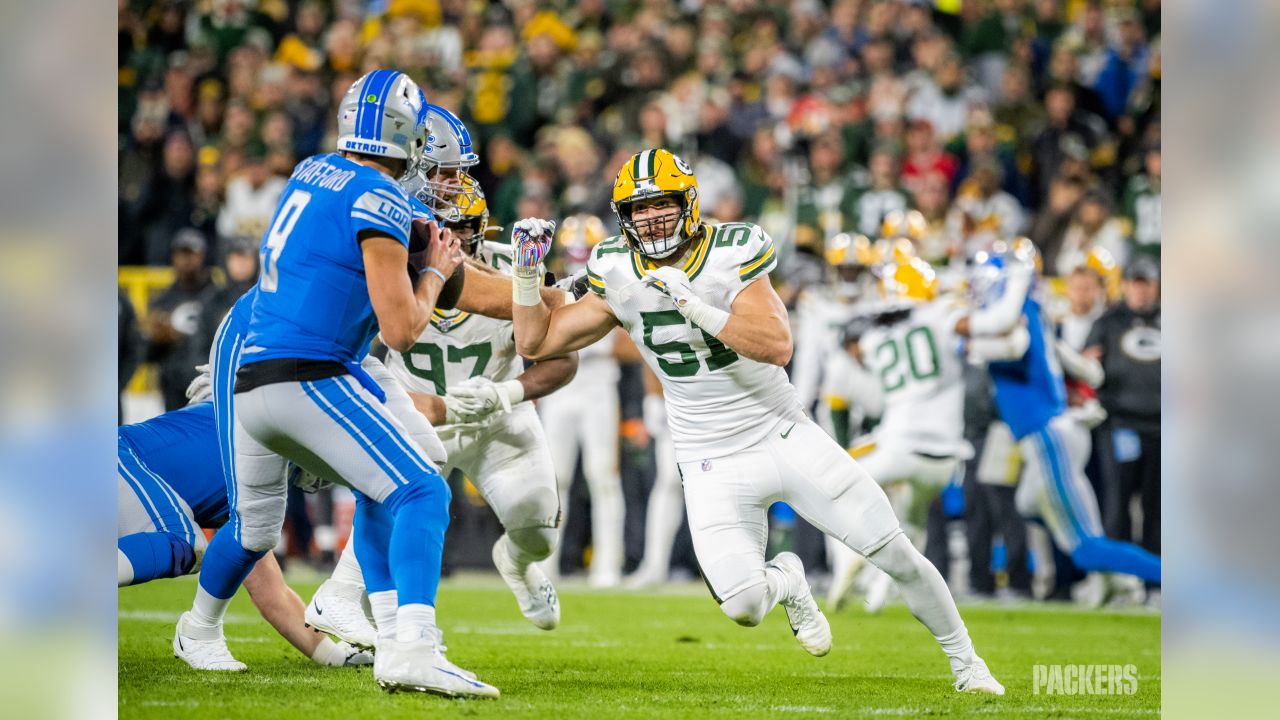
left=259, top=189, right=312, bottom=293
left=874, top=326, right=940, bottom=393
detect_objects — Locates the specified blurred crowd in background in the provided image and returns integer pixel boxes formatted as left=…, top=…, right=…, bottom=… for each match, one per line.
left=118, top=0, right=1160, bottom=601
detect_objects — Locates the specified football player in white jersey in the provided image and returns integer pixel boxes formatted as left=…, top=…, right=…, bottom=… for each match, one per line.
left=788, top=232, right=874, bottom=413
left=538, top=215, right=627, bottom=588
left=826, top=243, right=975, bottom=612
left=383, top=178, right=574, bottom=628
left=508, top=148, right=1004, bottom=695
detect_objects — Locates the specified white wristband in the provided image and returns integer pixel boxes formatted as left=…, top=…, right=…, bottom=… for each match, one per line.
left=681, top=297, right=730, bottom=336
left=513, top=267, right=542, bottom=306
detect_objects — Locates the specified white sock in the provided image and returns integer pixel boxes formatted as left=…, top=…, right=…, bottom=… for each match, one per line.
left=328, top=543, right=365, bottom=589
left=117, top=549, right=134, bottom=587
left=868, top=534, right=974, bottom=670
left=395, top=603, right=437, bottom=643
left=763, top=557, right=797, bottom=606
left=187, top=585, right=230, bottom=638
left=369, top=590, right=398, bottom=637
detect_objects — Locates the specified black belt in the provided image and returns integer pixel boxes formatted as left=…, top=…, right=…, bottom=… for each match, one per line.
left=234, top=358, right=347, bottom=394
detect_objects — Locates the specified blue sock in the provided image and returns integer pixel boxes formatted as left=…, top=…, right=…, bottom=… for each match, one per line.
left=197, top=524, right=266, bottom=600
left=118, top=532, right=195, bottom=585
left=353, top=492, right=395, bottom=593
left=1072, top=536, right=1162, bottom=585
left=381, top=476, right=451, bottom=606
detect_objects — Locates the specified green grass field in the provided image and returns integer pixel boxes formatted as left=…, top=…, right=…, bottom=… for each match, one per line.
left=120, top=572, right=1159, bottom=719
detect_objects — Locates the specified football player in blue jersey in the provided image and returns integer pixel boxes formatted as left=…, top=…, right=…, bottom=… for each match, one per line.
left=118, top=401, right=372, bottom=667
left=172, top=70, right=499, bottom=698
left=964, top=240, right=1161, bottom=596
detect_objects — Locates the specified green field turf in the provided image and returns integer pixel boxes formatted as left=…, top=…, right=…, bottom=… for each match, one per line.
left=120, top=572, right=1159, bottom=719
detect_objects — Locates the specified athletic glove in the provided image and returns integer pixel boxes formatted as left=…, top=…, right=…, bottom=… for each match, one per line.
left=311, top=637, right=373, bottom=667
left=645, top=266, right=729, bottom=336
left=512, top=218, right=556, bottom=305
left=443, top=377, right=525, bottom=424
left=185, top=364, right=213, bottom=404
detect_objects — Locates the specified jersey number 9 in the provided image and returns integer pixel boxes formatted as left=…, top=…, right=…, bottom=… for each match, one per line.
left=260, top=190, right=312, bottom=293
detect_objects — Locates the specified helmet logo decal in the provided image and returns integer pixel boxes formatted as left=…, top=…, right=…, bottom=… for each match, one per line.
left=673, top=154, right=693, bottom=175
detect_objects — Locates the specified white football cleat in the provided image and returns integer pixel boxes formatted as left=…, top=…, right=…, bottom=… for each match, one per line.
left=173, top=612, right=247, bottom=671
left=306, top=580, right=377, bottom=650
left=771, top=552, right=832, bottom=657
left=492, top=536, right=560, bottom=630
left=954, top=655, right=1005, bottom=695
left=374, top=636, right=498, bottom=698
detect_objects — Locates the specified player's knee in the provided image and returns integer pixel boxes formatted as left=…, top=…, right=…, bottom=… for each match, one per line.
left=866, top=533, right=921, bottom=584
left=503, top=486, right=560, bottom=540
left=507, top=526, right=558, bottom=561
left=385, top=475, right=452, bottom=527
left=168, top=533, right=198, bottom=576
left=236, top=490, right=286, bottom=552
left=719, top=583, right=769, bottom=627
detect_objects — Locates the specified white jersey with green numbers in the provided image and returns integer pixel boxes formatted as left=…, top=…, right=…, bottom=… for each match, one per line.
left=585, top=222, right=805, bottom=463
left=857, top=298, right=968, bottom=457
left=384, top=242, right=524, bottom=406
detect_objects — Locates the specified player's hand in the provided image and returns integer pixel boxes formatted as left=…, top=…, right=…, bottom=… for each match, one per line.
left=185, top=364, right=213, bottom=404
left=645, top=266, right=698, bottom=310
left=423, top=221, right=465, bottom=280
left=512, top=218, right=555, bottom=270
left=445, top=376, right=524, bottom=423
left=312, top=640, right=373, bottom=667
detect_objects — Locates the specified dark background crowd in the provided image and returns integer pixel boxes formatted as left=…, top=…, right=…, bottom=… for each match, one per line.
left=118, top=0, right=1160, bottom=600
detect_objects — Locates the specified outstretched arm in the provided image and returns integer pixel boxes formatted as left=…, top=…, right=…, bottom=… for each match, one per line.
left=514, top=291, right=619, bottom=362
left=456, top=262, right=565, bottom=320
left=242, top=554, right=367, bottom=666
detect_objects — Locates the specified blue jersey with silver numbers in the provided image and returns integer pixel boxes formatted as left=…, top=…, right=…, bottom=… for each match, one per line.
left=118, top=402, right=227, bottom=528
left=244, top=152, right=413, bottom=364
left=987, top=294, right=1067, bottom=439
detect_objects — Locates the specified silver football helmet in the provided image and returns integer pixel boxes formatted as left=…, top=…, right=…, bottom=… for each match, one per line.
left=335, top=70, right=429, bottom=180
left=408, top=104, right=480, bottom=220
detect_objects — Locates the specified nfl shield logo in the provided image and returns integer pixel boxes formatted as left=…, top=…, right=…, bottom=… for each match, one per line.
left=701, top=459, right=712, bottom=472
left=437, top=317, right=452, bottom=331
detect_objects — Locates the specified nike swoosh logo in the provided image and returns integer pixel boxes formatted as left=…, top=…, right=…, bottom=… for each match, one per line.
left=177, top=636, right=185, bottom=651
left=314, top=603, right=323, bottom=616
left=781, top=423, right=796, bottom=439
